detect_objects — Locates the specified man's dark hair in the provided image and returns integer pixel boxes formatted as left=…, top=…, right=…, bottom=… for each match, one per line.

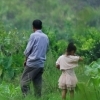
left=32, top=19, right=42, bottom=29
left=67, top=42, right=76, bottom=53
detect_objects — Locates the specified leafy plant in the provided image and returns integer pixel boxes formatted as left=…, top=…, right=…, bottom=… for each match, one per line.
left=85, top=58, right=100, bottom=87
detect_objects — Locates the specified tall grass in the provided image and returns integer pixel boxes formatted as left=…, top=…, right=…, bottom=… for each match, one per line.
left=0, top=51, right=100, bottom=100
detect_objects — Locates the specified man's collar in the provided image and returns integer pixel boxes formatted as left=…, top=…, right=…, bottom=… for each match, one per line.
left=35, top=30, right=42, bottom=33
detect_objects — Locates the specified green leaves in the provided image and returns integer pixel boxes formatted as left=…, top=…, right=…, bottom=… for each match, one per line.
left=0, top=23, right=26, bottom=80
left=3, top=56, right=12, bottom=69
left=85, top=58, right=100, bottom=87
left=56, top=40, right=67, bottom=55
left=0, top=82, right=20, bottom=98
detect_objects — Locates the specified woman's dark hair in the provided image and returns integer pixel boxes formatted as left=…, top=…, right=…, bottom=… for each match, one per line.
left=32, top=19, right=42, bottom=29
left=67, top=42, right=76, bottom=53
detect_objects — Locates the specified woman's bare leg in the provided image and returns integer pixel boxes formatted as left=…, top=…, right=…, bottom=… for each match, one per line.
left=62, top=89, right=67, bottom=100
left=70, top=90, right=74, bottom=100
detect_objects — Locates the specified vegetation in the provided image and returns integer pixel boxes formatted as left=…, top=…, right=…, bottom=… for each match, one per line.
left=0, top=0, right=100, bottom=100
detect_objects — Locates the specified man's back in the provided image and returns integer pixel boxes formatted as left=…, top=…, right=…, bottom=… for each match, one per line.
left=24, top=30, right=49, bottom=67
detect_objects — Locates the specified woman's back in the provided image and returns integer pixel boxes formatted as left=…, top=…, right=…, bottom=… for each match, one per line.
left=56, top=54, right=79, bottom=70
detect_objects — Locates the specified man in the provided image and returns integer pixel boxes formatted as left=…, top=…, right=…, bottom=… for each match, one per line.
left=20, top=19, right=49, bottom=97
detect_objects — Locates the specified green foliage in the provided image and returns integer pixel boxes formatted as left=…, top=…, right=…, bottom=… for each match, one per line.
left=84, top=59, right=100, bottom=87
left=0, top=23, right=29, bottom=80
left=1, top=0, right=100, bottom=63
left=73, top=25, right=100, bottom=63
left=1, top=1, right=100, bottom=99
left=56, top=40, right=67, bottom=55
left=0, top=82, right=20, bottom=98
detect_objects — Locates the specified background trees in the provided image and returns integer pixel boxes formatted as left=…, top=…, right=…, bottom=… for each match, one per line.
left=0, top=1, right=100, bottom=99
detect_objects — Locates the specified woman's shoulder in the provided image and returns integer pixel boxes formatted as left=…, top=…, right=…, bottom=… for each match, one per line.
left=69, top=55, right=80, bottom=61
left=60, top=54, right=66, bottom=58
left=69, top=55, right=79, bottom=58
left=57, top=54, right=65, bottom=59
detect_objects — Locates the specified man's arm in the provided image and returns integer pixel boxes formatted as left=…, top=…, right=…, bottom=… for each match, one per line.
left=24, top=34, right=35, bottom=57
left=24, top=34, right=35, bottom=66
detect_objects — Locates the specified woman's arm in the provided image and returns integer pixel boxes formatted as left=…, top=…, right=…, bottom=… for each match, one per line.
left=56, top=64, right=60, bottom=69
left=79, top=57, right=83, bottom=61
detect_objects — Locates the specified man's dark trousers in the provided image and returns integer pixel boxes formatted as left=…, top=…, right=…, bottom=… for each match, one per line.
left=20, top=66, right=43, bottom=97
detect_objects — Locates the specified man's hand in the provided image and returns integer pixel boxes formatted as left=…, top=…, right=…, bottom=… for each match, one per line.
left=23, top=57, right=27, bottom=67
left=23, top=61, right=26, bottom=67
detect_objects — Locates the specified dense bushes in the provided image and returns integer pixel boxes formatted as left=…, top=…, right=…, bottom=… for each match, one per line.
left=0, top=1, right=100, bottom=99
left=0, top=24, right=28, bottom=81
left=0, top=20, right=100, bottom=81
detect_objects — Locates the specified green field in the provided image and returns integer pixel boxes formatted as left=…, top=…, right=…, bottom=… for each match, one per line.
left=1, top=0, right=100, bottom=100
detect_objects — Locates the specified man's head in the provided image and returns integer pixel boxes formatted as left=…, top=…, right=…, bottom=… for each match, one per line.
left=32, top=19, right=42, bottom=31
